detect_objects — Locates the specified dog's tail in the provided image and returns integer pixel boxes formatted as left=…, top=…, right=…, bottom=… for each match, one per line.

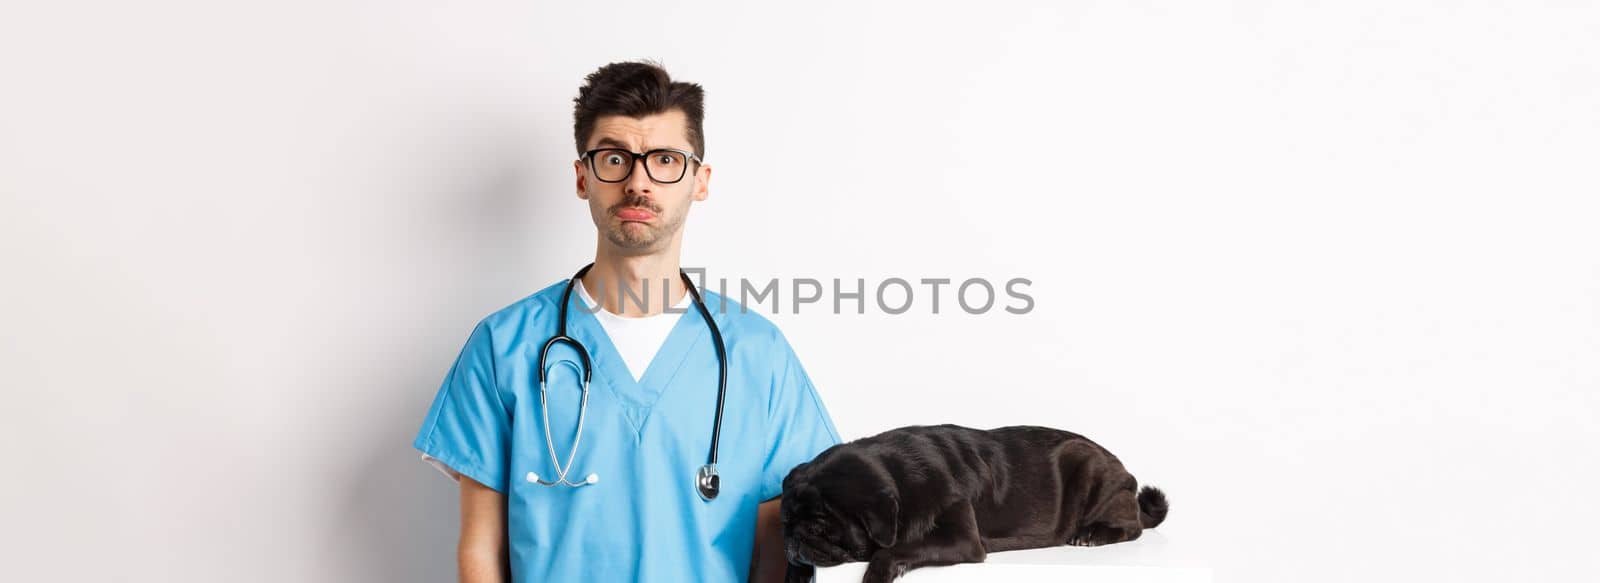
left=1137, top=486, right=1169, bottom=529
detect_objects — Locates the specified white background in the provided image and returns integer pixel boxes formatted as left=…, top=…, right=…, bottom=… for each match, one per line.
left=3, top=1, right=1596, bottom=581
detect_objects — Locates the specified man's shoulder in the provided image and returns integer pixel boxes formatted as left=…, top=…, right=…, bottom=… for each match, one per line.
left=698, top=289, right=792, bottom=350
left=475, top=279, right=568, bottom=333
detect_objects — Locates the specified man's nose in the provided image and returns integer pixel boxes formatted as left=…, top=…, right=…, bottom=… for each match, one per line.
left=624, top=157, right=654, bottom=195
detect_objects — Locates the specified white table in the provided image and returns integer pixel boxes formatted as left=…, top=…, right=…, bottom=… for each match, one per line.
left=813, top=531, right=1212, bottom=583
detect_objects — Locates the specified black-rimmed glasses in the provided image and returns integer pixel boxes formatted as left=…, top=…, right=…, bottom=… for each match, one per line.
left=581, top=147, right=703, bottom=184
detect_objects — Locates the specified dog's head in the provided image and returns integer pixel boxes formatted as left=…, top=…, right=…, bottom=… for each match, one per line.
left=779, top=457, right=899, bottom=568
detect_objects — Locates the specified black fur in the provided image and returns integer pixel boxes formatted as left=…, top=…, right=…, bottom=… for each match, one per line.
left=1138, top=485, right=1169, bottom=528
left=779, top=424, right=1168, bottom=583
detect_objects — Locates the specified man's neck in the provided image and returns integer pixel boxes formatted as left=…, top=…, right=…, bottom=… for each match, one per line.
left=579, top=247, right=688, bottom=318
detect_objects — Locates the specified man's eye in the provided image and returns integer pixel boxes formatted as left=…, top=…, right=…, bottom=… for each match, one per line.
left=654, top=154, right=678, bottom=165
left=604, top=155, right=625, bottom=165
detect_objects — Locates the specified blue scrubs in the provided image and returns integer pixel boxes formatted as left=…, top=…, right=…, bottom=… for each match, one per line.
left=413, top=279, right=843, bottom=581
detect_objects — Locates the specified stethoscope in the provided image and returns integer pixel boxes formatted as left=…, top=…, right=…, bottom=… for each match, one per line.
left=526, top=263, right=730, bottom=501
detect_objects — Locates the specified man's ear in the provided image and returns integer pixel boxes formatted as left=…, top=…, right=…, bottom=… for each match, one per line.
left=574, top=159, right=589, bottom=199
left=691, top=163, right=711, bottom=201
left=860, top=488, right=898, bottom=548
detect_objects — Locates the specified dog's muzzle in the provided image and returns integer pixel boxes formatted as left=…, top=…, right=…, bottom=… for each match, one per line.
left=784, top=539, right=812, bottom=566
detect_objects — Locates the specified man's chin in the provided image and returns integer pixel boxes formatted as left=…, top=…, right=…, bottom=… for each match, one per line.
left=604, top=229, right=661, bottom=250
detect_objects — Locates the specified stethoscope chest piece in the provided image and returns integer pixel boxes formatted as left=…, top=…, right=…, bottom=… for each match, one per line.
left=696, top=464, right=720, bottom=500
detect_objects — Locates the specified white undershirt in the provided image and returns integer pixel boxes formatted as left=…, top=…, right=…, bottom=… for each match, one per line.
left=574, top=278, right=690, bottom=382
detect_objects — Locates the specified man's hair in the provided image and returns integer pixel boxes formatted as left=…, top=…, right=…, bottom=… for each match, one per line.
left=572, top=60, right=706, bottom=159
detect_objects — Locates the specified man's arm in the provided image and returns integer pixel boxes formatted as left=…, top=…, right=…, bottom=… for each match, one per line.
left=750, top=497, right=787, bottom=583
left=458, top=476, right=510, bottom=583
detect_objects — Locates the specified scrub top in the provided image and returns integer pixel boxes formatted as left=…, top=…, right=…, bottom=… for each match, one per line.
left=413, top=278, right=843, bottom=582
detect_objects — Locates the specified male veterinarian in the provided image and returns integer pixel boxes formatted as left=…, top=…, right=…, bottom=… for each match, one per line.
left=412, top=60, right=843, bottom=582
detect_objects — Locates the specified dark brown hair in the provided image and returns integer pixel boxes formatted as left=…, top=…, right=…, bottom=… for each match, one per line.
left=572, top=60, right=706, bottom=159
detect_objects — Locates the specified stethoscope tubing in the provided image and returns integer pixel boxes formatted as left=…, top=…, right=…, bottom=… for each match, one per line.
left=532, top=263, right=728, bottom=500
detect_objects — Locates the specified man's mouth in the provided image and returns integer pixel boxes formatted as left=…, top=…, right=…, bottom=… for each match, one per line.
left=615, top=208, right=655, bottom=221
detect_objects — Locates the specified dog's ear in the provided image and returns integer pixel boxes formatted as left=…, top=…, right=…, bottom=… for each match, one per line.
left=859, top=487, right=898, bottom=548
left=781, top=462, right=808, bottom=493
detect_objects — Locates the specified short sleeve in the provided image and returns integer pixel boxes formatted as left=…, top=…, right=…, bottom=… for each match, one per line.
left=412, top=319, right=512, bottom=493
left=758, top=332, right=844, bottom=502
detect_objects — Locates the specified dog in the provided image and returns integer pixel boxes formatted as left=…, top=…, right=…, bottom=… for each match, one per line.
left=779, top=424, right=1168, bottom=583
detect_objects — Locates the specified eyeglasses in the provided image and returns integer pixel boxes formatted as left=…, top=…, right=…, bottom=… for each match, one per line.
left=581, top=147, right=703, bottom=184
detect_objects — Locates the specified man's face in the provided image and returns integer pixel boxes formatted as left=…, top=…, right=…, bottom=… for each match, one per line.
left=574, top=109, right=710, bottom=254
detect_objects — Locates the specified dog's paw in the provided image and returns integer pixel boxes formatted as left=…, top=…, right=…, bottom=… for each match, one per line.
left=1068, top=522, right=1135, bottom=547
left=861, top=552, right=908, bottom=583
left=861, top=564, right=907, bottom=583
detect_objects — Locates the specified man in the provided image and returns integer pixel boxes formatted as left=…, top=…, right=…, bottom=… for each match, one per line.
left=412, top=60, right=842, bottom=582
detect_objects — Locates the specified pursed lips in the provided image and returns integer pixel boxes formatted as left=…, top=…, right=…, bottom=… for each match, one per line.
left=615, top=207, right=655, bottom=221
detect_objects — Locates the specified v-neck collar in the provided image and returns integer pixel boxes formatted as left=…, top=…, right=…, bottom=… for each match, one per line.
left=562, top=286, right=709, bottom=441
left=574, top=278, right=693, bottom=383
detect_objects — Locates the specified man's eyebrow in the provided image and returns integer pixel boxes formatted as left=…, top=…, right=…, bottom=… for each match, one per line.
left=593, top=136, right=630, bottom=149
left=591, top=136, right=692, bottom=153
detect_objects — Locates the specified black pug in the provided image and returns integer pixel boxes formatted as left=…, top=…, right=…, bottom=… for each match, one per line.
left=780, top=424, right=1168, bottom=583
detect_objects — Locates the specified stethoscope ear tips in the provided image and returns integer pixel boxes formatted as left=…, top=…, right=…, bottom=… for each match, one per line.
left=526, top=471, right=599, bottom=486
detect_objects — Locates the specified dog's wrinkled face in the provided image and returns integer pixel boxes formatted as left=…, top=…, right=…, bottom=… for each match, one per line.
left=780, top=460, right=898, bottom=568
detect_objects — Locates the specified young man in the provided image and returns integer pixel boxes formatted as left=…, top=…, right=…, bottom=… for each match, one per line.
left=413, top=60, right=842, bottom=582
